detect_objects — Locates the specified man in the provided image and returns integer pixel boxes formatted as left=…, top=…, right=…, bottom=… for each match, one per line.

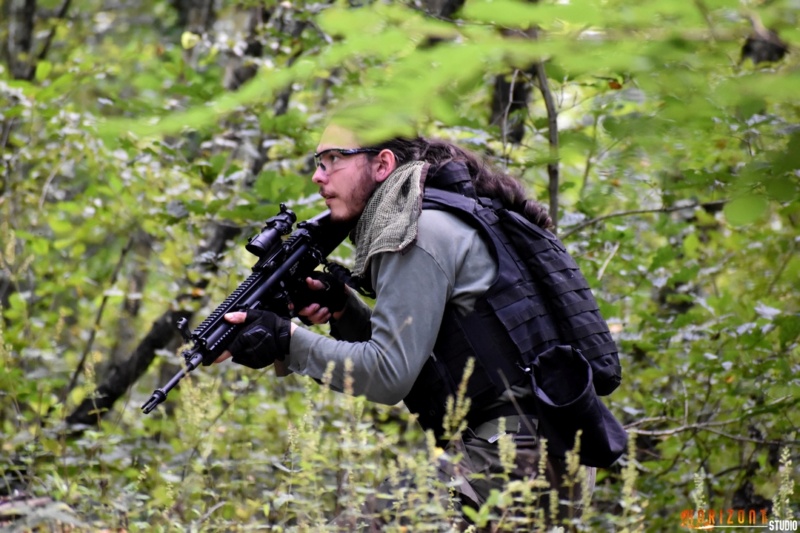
left=215, top=124, right=596, bottom=526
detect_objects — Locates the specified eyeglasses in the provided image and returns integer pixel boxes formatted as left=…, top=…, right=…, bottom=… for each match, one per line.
left=313, top=148, right=379, bottom=172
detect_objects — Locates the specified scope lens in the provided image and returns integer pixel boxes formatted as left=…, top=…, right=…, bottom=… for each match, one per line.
left=246, top=229, right=279, bottom=257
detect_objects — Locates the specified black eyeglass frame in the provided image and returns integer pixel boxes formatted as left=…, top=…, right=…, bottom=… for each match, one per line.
left=313, top=147, right=380, bottom=171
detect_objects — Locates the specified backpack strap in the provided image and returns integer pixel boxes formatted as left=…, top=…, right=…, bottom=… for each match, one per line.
left=424, top=161, right=477, bottom=199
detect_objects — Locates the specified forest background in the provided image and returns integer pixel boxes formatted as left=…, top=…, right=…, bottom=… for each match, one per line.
left=1, top=0, right=798, bottom=531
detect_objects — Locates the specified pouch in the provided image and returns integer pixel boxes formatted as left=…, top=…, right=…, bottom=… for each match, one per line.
left=530, top=345, right=628, bottom=468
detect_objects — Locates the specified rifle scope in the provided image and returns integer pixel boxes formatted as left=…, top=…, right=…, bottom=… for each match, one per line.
left=245, top=203, right=297, bottom=257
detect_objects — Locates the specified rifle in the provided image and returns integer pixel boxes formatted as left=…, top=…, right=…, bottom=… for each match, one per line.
left=141, top=204, right=351, bottom=414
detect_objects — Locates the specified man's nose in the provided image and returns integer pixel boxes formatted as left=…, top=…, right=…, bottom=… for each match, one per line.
left=312, top=166, right=327, bottom=185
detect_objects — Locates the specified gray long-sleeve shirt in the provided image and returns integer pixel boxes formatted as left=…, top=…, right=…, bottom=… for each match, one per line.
left=287, top=209, right=497, bottom=405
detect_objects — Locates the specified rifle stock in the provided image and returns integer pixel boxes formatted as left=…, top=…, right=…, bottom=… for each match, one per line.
left=142, top=204, right=351, bottom=414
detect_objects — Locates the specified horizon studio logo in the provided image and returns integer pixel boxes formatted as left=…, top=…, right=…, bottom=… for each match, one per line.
left=680, top=509, right=798, bottom=531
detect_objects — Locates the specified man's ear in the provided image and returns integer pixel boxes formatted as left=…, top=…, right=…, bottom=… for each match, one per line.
left=372, top=149, right=397, bottom=183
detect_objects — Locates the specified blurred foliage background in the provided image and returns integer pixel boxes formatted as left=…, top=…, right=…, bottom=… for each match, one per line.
left=1, top=0, right=798, bottom=530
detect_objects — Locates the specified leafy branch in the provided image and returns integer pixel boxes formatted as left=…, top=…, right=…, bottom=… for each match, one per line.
left=62, top=236, right=134, bottom=402
left=560, top=200, right=727, bottom=239
left=627, top=395, right=800, bottom=446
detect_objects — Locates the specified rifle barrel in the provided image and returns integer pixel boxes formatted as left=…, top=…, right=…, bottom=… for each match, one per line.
left=141, top=351, right=204, bottom=413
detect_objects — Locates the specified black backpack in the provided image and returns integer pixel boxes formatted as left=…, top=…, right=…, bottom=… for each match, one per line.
left=422, top=162, right=627, bottom=467
left=424, top=163, right=621, bottom=396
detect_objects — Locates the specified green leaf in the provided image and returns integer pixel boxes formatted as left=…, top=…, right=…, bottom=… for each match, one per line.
left=723, top=195, right=769, bottom=226
left=462, top=0, right=602, bottom=28
left=775, top=315, right=800, bottom=349
left=460, top=505, right=479, bottom=524
left=36, top=61, right=53, bottom=82
left=764, top=176, right=798, bottom=201
left=683, top=232, right=700, bottom=259
left=650, top=245, right=678, bottom=270
left=773, top=132, right=800, bottom=175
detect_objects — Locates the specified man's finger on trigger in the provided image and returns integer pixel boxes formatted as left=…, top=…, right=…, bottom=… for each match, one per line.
left=223, top=311, right=247, bottom=323
left=306, top=277, right=326, bottom=290
left=215, top=351, right=233, bottom=364
left=300, top=303, right=320, bottom=316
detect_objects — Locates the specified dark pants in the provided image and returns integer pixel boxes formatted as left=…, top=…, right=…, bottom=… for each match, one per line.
left=453, top=430, right=596, bottom=529
left=331, top=428, right=595, bottom=531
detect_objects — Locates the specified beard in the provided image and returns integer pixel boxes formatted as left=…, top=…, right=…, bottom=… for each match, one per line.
left=331, top=166, right=378, bottom=223
left=352, top=167, right=378, bottom=214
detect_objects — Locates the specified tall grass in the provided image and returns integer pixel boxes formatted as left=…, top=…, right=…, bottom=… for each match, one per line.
left=0, top=338, right=797, bottom=531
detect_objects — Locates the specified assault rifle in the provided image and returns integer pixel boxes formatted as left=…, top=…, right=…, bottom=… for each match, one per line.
left=141, top=204, right=351, bottom=414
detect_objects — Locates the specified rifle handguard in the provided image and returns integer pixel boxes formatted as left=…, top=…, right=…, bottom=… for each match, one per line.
left=228, top=309, right=291, bottom=369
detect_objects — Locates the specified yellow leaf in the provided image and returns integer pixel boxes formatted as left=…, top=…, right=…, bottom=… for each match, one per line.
left=181, top=31, right=201, bottom=50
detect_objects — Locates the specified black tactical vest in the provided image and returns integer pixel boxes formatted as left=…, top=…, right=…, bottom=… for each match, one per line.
left=403, top=162, right=621, bottom=440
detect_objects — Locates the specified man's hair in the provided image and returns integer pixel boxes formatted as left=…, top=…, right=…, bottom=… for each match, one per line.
left=367, top=137, right=553, bottom=230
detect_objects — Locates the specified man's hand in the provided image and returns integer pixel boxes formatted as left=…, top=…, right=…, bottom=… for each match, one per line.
left=214, top=309, right=293, bottom=368
left=294, top=272, right=349, bottom=325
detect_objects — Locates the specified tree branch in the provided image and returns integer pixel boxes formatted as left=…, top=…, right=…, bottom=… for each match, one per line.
left=62, top=236, right=134, bottom=402
left=533, top=59, right=560, bottom=230
left=578, top=113, right=603, bottom=202
left=103, top=230, right=153, bottom=373
left=692, top=0, right=718, bottom=42
left=65, top=222, right=240, bottom=426
left=766, top=238, right=797, bottom=295
left=626, top=395, right=800, bottom=447
left=65, top=307, right=195, bottom=426
left=560, top=200, right=727, bottom=240
left=500, top=69, right=519, bottom=160
left=631, top=422, right=799, bottom=446
left=35, top=0, right=72, bottom=62
left=64, top=4, right=314, bottom=427
left=7, top=0, right=37, bottom=80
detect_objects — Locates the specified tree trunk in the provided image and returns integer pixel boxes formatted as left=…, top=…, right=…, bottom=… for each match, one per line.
left=5, top=0, right=37, bottom=80
left=65, top=2, right=327, bottom=426
left=490, top=71, right=533, bottom=145
left=171, top=0, right=216, bottom=33
left=418, top=0, right=464, bottom=18
left=66, top=222, right=241, bottom=425
left=100, top=230, right=153, bottom=377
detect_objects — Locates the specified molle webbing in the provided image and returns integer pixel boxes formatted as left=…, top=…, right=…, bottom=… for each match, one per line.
left=421, top=187, right=621, bottom=397
left=496, top=208, right=621, bottom=394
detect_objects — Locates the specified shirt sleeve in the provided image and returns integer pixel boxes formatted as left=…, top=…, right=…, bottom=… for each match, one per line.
left=287, top=243, right=453, bottom=405
left=328, top=291, right=373, bottom=342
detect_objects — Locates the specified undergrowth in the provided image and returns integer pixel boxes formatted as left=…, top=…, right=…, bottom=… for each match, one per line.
left=0, top=328, right=797, bottom=531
